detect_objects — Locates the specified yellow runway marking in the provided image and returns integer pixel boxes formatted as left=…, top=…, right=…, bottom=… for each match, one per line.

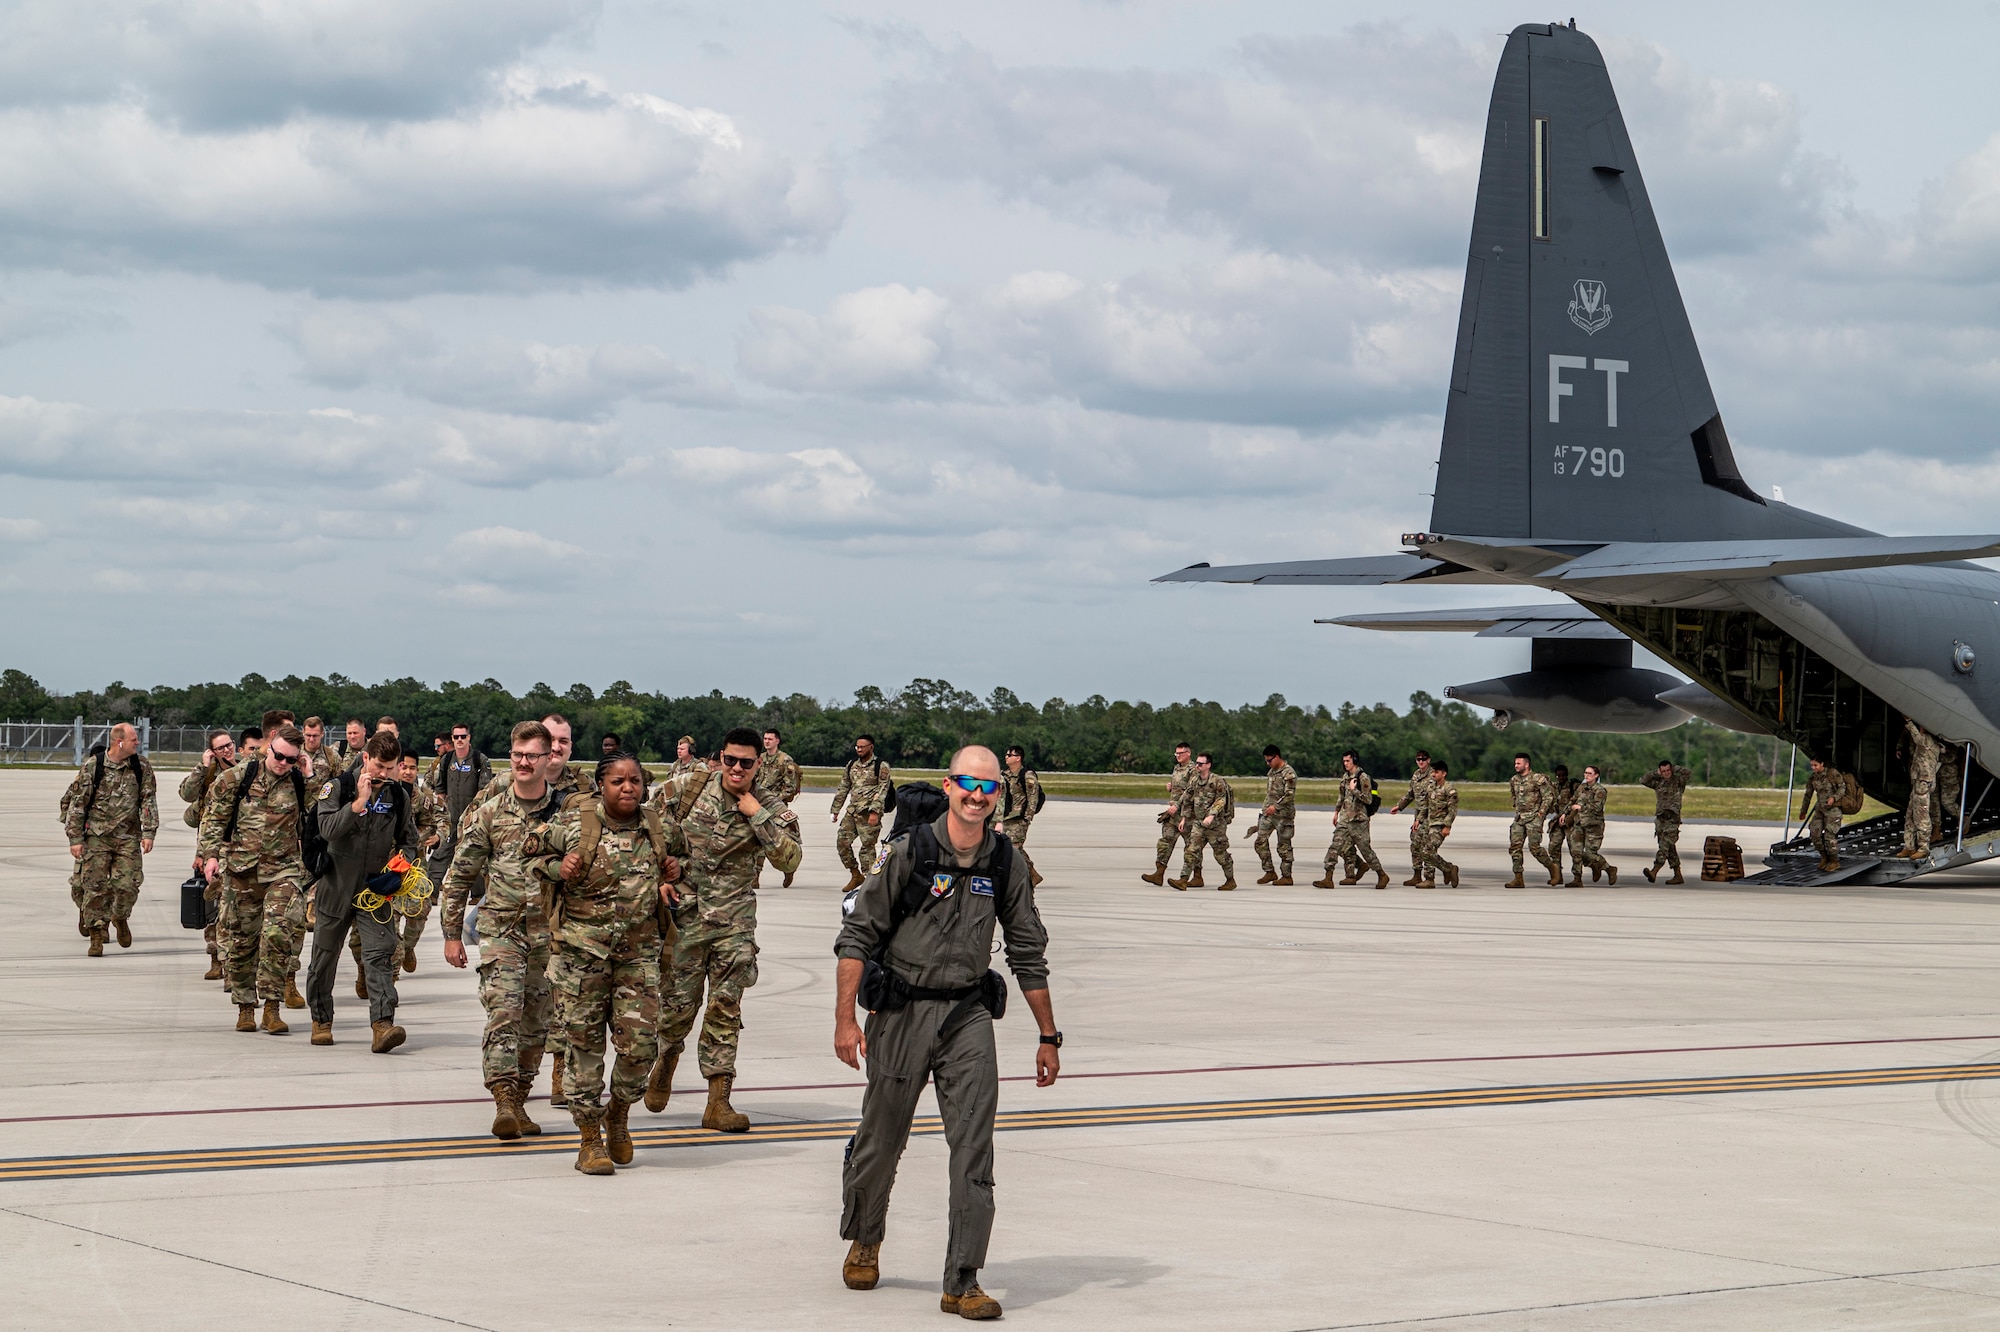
left=7, top=1061, right=1998, bottom=1182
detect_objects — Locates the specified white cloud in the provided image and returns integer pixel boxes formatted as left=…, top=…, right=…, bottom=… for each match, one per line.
left=0, top=68, right=842, bottom=294
left=739, top=285, right=950, bottom=395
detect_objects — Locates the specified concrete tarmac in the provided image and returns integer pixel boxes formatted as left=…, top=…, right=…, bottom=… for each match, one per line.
left=5, top=768, right=2000, bottom=1330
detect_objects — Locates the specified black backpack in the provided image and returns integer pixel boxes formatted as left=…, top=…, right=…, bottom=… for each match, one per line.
left=856, top=819, right=1012, bottom=1018
left=887, top=781, right=949, bottom=841
left=1002, top=771, right=1047, bottom=820
left=871, top=756, right=898, bottom=813
left=1366, top=778, right=1382, bottom=816
left=299, top=770, right=408, bottom=880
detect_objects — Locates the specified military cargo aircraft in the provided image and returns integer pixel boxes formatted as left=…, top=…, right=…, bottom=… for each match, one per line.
left=1156, top=21, right=2000, bottom=885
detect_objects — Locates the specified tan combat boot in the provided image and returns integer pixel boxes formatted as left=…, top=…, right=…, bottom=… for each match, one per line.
left=401, top=947, right=417, bottom=974
left=1504, top=873, right=1525, bottom=889
left=781, top=871, right=796, bottom=888
left=311, top=1021, right=333, bottom=1046
left=1444, top=865, right=1460, bottom=888
left=1139, top=865, right=1166, bottom=886
left=1256, top=869, right=1275, bottom=884
left=1606, top=866, right=1619, bottom=886
left=702, top=1075, right=750, bottom=1133
left=1591, top=866, right=1602, bottom=882
left=1168, top=874, right=1190, bottom=890
left=844, top=870, right=864, bottom=891
left=573, top=1121, right=615, bottom=1176
left=355, top=971, right=369, bottom=1000
left=1402, top=874, right=1421, bottom=886
left=1374, top=870, right=1390, bottom=889
left=369, top=1019, right=406, bottom=1054
left=512, top=1079, right=542, bottom=1135
left=1667, top=870, right=1684, bottom=884
left=550, top=1052, right=569, bottom=1109
left=643, top=1049, right=679, bottom=1113
left=1274, top=875, right=1293, bottom=886
left=1189, top=872, right=1205, bottom=888
left=1642, top=866, right=1658, bottom=882
left=605, top=1096, right=636, bottom=1166
left=1339, top=871, right=1361, bottom=886
left=86, top=926, right=105, bottom=958
left=203, top=955, right=223, bottom=981
left=843, top=1240, right=881, bottom=1290
left=1030, top=865, right=1044, bottom=887
left=261, top=1001, right=289, bottom=1035
left=942, top=1286, right=1003, bottom=1320
left=114, top=917, right=132, bottom=948
left=1217, top=877, right=1237, bottom=891
left=284, top=975, right=306, bottom=1009
left=490, top=1083, right=522, bottom=1140
left=1546, top=866, right=1563, bottom=886
left=78, top=909, right=89, bottom=938
left=235, top=1004, right=257, bottom=1032
left=1569, top=871, right=1583, bottom=887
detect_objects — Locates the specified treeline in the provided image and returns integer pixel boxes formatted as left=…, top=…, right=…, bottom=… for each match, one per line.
left=0, top=668, right=1795, bottom=787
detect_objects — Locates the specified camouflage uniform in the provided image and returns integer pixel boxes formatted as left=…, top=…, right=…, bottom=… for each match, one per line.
left=1568, top=780, right=1612, bottom=879
left=655, top=771, right=802, bottom=1079
left=1389, top=770, right=1434, bottom=883
left=1253, top=761, right=1296, bottom=880
left=1153, top=758, right=1197, bottom=869
left=442, top=784, right=562, bottom=1091
left=1902, top=721, right=1941, bottom=855
left=1933, top=742, right=1963, bottom=842
left=1508, top=768, right=1559, bottom=881
left=1641, top=764, right=1693, bottom=875
left=64, top=751, right=158, bottom=933
left=1412, top=780, right=1459, bottom=882
left=753, top=749, right=802, bottom=806
left=530, top=800, right=674, bottom=1122
left=177, top=762, right=229, bottom=961
left=1324, top=766, right=1383, bottom=880
left=666, top=755, right=710, bottom=781
left=1546, top=772, right=1580, bottom=878
left=1800, top=767, right=1847, bottom=866
left=999, top=766, right=1042, bottom=878
left=831, top=756, right=893, bottom=876
left=1177, top=772, right=1235, bottom=883
left=197, top=760, right=309, bottom=1005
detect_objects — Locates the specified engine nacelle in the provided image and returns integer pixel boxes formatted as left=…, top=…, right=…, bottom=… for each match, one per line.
left=1445, top=667, right=1688, bottom=733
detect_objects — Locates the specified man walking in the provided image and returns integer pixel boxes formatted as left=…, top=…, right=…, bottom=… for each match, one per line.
left=64, top=722, right=157, bottom=957
left=1641, top=758, right=1694, bottom=882
left=178, top=729, right=235, bottom=978
left=1000, top=745, right=1044, bottom=887
left=1800, top=757, right=1848, bottom=873
left=1171, top=753, right=1236, bottom=891
left=1317, top=750, right=1387, bottom=889
left=834, top=744, right=1059, bottom=1321
left=1389, top=750, right=1434, bottom=886
left=830, top=735, right=892, bottom=891
left=1506, top=753, right=1560, bottom=888
left=1566, top=765, right=1618, bottom=885
left=198, top=724, right=310, bottom=1033
left=644, top=728, right=802, bottom=1129
left=756, top=728, right=804, bottom=886
left=1546, top=764, right=1578, bottom=883
left=1141, top=742, right=1196, bottom=886
left=1413, top=759, right=1460, bottom=888
left=442, top=721, right=561, bottom=1139
left=307, top=732, right=420, bottom=1051
left=1899, top=718, right=1942, bottom=860
left=1253, top=744, right=1295, bottom=885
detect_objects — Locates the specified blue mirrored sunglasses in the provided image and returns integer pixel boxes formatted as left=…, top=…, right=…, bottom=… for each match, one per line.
left=948, top=775, right=1000, bottom=796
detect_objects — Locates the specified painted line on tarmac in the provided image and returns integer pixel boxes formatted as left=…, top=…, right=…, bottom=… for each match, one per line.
left=8, top=1030, right=1999, bottom=1126
left=6, top=1061, right=1999, bottom=1182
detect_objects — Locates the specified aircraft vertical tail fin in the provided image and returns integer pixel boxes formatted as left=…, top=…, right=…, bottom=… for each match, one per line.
left=1429, top=23, right=1794, bottom=543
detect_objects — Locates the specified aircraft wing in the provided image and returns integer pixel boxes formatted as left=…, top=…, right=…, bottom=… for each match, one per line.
left=1549, top=536, right=2000, bottom=582
left=1321, top=604, right=1625, bottom=639
left=1151, top=554, right=1507, bottom=586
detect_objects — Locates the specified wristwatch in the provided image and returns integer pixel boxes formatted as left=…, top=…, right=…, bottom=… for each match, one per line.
left=1039, top=1032, right=1063, bottom=1048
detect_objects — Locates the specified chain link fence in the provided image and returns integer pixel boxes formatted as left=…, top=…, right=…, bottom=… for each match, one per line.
left=0, top=719, right=242, bottom=765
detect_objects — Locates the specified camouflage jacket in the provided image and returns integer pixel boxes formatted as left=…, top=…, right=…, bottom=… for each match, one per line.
left=63, top=752, right=158, bottom=842
left=1161, top=758, right=1196, bottom=822
left=528, top=800, right=674, bottom=959
left=1641, top=765, right=1694, bottom=817
left=1547, top=776, right=1581, bottom=826
left=832, top=756, right=892, bottom=818
left=299, top=743, right=344, bottom=785
left=1183, top=772, right=1234, bottom=827
left=1263, top=761, right=1297, bottom=815
left=1573, top=781, right=1608, bottom=828
left=1390, top=770, right=1431, bottom=818
left=177, top=761, right=229, bottom=829
left=1801, top=769, right=1848, bottom=821
left=1335, top=767, right=1373, bottom=825
left=660, top=770, right=801, bottom=935
left=196, top=759, right=305, bottom=877
left=473, top=762, right=595, bottom=815
left=407, top=782, right=451, bottom=850
left=1001, top=767, right=1042, bottom=824
left=666, top=756, right=710, bottom=781
left=1905, top=720, right=1941, bottom=778
left=753, top=749, right=803, bottom=805
left=1510, top=770, right=1555, bottom=818
left=441, top=783, right=562, bottom=938
left=1425, top=780, right=1459, bottom=831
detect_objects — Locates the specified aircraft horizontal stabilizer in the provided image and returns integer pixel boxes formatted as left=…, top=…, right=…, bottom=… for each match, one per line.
left=1321, top=605, right=1623, bottom=639
left=1151, top=555, right=1506, bottom=586
left=1550, top=536, right=2000, bottom=582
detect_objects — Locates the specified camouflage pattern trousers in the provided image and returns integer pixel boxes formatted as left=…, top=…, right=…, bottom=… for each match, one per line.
left=658, top=917, right=758, bottom=1080
left=75, top=834, right=144, bottom=928
left=1808, top=809, right=1843, bottom=862
left=1001, top=818, right=1035, bottom=875
left=475, top=911, right=552, bottom=1090
left=1253, top=811, right=1294, bottom=876
left=1905, top=772, right=1937, bottom=852
left=550, top=937, right=661, bottom=1122
left=1153, top=814, right=1186, bottom=870
left=1509, top=813, right=1557, bottom=876
left=837, top=807, right=883, bottom=874
left=1567, top=823, right=1610, bottom=875
left=219, top=870, right=306, bottom=1005
left=1651, top=814, right=1683, bottom=870
left=1324, top=819, right=1382, bottom=877
left=1180, top=821, right=1233, bottom=879
left=1406, top=824, right=1435, bottom=882
left=1412, top=827, right=1455, bottom=878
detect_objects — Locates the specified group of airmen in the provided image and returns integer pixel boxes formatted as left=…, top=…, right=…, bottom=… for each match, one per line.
left=1135, top=743, right=1707, bottom=890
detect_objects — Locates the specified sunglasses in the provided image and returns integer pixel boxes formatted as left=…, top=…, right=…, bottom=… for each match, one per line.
left=268, top=749, right=301, bottom=766
left=452, top=734, right=470, bottom=741
left=948, top=775, right=1000, bottom=796
left=717, top=753, right=757, bottom=770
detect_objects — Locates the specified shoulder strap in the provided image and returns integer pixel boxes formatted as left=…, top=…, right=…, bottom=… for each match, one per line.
left=580, top=801, right=603, bottom=868
left=221, top=763, right=255, bottom=842
left=874, top=757, right=886, bottom=783
left=674, top=771, right=708, bottom=821
left=639, top=807, right=669, bottom=867
left=83, top=745, right=107, bottom=818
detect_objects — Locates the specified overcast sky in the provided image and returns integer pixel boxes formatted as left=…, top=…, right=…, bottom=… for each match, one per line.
left=5, top=1, right=2000, bottom=711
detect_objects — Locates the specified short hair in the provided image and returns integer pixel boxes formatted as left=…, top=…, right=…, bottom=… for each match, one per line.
left=209, top=729, right=234, bottom=747
left=238, top=725, right=263, bottom=744
left=1005, top=744, right=1024, bottom=758
left=433, top=730, right=448, bottom=743
left=397, top=751, right=420, bottom=768
left=376, top=716, right=397, bottom=729
left=764, top=727, right=782, bottom=742
left=511, top=720, right=553, bottom=751
left=1553, top=764, right=1569, bottom=775
left=1514, top=751, right=1531, bottom=763
left=722, top=726, right=762, bottom=752
left=364, top=733, right=401, bottom=762
left=1413, top=749, right=1430, bottom=761
left=261, top=709, right=292, bottom=733
left=303, top=716, right=324, bottom=729
left=1431, top=758, right=1450, bottom=774
left=602, top=732, right=622, bottom=746
left=1342, top=749, right=1359, bottom=763
left=1658, top=758, right=1674, bottom=767
left=1196, top=751, right=1214, bottom=764
left=1175, top=740, right=1191, bottom=751
left=1262, top=744, right=1282, bottom=758
left=270, top=724, right=304, bottom=750
left=542, top=711, right=570, bottom=729
left=344, top=717, right=365, bottom=729
left=678, top=734, right=696, bottom=748
left=451, top=722, right=472, bottom=736
left=855, top=733, right=875, bottom=746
